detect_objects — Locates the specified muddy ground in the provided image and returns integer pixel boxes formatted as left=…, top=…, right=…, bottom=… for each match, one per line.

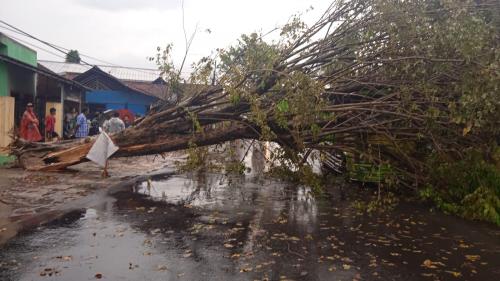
left=0, top=154, right=183, bottom=245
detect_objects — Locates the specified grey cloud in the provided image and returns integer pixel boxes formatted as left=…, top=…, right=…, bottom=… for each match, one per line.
left=73, top=0, right=181, bottom=11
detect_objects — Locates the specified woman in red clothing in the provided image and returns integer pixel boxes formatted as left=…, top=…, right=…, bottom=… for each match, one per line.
left=19, top=103, right=42, bottom=142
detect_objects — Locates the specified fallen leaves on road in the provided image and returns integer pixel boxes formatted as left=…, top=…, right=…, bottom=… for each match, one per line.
left=39, top=268, right=60, bottom=277
left=54, top=255, right=72, bottom=261
left=239, top=266, right=253, bottom=272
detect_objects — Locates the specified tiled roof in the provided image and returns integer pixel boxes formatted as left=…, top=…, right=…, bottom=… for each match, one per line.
left=123, top=80, right=172, bottom=100
left=38, top=60, right=161, bottom=82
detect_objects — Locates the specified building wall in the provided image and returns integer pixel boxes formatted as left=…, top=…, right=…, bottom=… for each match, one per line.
left=0, top=62, right=7, bottom=97
left=0, top=34, right=37, bottom=97
left=86, top=90, right=157, bottom=115
left=0, top=34, right=37, bottom=66
left=0, top=96, right=15, bottom=147
left=8, top=64, right=35, bottom=95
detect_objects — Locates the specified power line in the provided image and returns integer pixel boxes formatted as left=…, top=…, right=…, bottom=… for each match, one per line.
left=0, top=20, right=194, bottom=78
left=0, top=23, right=127, bottom=68
left=0, top=20, right=94, bottom=66
left=0, top=30, right=67, bottom=60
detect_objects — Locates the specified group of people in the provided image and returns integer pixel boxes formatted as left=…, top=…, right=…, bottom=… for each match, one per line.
left=19, top=103, right=131, bottom=142
left=88, top=111, right=131, bottom=136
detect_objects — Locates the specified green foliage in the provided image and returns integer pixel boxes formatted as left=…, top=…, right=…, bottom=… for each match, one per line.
left=367, top=0, right=500, bottom=134
left=65, top=50, right=81, bottom=63
left=461, top=186, right=500, bottom=225
left=276, top=99, right=289, bottom=113
left=420, top=152, right=500, bottom=225
left=150, top=44, right=183, bottom=98
left=186, top=110, right=202, bottom=134
left=177, top=142, right=210, bottom=172
left=279, top=14, right=308, bottom=46
left=189, top=56, right=215, bottom=85
left=0, top=154, right=15, bottom=166
left=218, top=33, right=278, bottom=78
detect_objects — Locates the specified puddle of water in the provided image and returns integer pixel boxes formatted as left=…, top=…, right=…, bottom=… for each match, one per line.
left=1, top=172, right=499, bottom=281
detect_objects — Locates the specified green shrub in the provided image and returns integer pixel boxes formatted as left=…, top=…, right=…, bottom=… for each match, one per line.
left=421, top=152, right=500, bottom=225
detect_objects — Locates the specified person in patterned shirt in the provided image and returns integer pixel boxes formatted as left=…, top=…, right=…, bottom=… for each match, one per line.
left=74, top=108, right=89, bottom=138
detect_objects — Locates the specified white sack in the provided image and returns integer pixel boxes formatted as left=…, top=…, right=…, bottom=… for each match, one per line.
left=86, top=131, right=119, bottom=167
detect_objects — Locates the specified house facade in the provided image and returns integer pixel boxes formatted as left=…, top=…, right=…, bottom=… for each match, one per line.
left=74, top=66, right=160, bottom=115
left=0, top=32, right=36, bottom=147
left=39, top=61, right=173, bottom=117
left=0, top=33, right=86, bottom=148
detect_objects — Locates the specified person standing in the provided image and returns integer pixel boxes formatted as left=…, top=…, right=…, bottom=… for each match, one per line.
left=123, top=115, right=132, bottom=128
left=45, top=107, right=59, bottom=141
left=74, top=108, right=89, bottom=138
left=103, top=111, right=125, bottom=134
left=64, top=107, right=77, bottom=138
left=89, top=112, right=101, bottom=136
left=20, top=102, right=42, bottom=142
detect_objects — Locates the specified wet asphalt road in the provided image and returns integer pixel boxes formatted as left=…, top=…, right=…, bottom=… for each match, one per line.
left=0, top=172, right=499, bottom=281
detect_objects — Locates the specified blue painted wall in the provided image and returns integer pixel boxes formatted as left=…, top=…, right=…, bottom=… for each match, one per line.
left=85, top=90, right=157, bottom=115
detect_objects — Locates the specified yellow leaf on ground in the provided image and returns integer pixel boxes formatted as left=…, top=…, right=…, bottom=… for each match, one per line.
left=465, top=255, right=480, bottom=262
left=421, top=259, right=445, bottom=269
left=462, top=123, right=473, bottom=136
left=445, top=270, right=462, bottom=277
left=240, top=267, right=253, bottom=272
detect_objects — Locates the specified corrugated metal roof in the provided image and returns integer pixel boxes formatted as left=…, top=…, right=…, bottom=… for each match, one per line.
left=38, top=60, right=161, bottom=82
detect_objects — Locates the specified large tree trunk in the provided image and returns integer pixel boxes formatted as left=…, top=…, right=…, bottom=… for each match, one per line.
left=15, top=123, right=258, bottom=171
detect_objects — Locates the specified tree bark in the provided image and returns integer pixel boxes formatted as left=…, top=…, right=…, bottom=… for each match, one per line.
left=16, top=124, right=257, bottom=171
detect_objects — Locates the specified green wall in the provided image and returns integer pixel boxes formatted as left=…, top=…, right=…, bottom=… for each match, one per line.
left=0, top=34, right=37, bottom=66
left=0, top=62, right=7, bottom=97
left=0, top=34, right=37, bottom=97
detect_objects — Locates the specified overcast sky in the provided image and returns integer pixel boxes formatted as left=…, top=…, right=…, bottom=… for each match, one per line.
left=0, top=0, right=330, bottom=73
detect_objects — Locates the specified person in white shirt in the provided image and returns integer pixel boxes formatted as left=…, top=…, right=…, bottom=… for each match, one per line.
left=103, top=111, right=126, bottom=134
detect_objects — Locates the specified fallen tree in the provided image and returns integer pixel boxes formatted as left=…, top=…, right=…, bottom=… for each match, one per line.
left=11, top=0, right=500, bottom=189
